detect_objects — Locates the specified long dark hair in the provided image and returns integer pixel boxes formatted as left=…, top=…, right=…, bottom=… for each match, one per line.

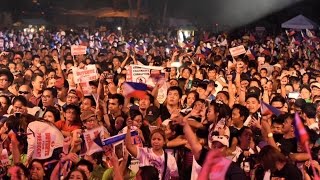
left=65, top=169, right=88, bottom=180
left=258, top=145, right=287, bottom=172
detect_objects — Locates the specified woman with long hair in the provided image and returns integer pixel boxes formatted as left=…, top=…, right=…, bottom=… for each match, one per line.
left=125, top=126, right=179, bottom=180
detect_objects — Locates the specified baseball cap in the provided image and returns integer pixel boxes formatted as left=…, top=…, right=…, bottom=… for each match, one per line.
left=145, top=106, right=160, bottom=124
left=80, top=110, right=96, bottom=122
left=68, top=89, right=83, bottom=99
left=211, top=136, right=229, bottom=147
left=311, top=82, right=320, bottom=89
left=246, top=87, right=261, bottom=101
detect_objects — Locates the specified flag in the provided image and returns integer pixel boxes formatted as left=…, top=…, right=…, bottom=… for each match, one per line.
left=245, top=49, right=255, bottom=60
left=198, top=150, right=232, bottom=180
left=306, top=29, right=314, bottom=38
left=285, top=30, right=289, bottom=36
left=294, top=113, right=309, bottom=144
left=123, top=82, right=147, bottom=99
left=259, top=47, right=271, bottom=56
left=260, top=101, right=281, bottom=117
left=289, top=30, right=295, bottom=36
left=135, top=45, right=146, bottom=56
left=220, top=39, right=228, bottom=46
left=81, top=127, right=104, bottom=155
left=308, top=44, right=315, bottom=52
left=291, top=37, right=301, bottom=45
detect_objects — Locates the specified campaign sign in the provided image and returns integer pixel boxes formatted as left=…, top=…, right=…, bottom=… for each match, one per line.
left=71, top=45, right=87, bottom=56
left=229, top=45, right=246, bottom=57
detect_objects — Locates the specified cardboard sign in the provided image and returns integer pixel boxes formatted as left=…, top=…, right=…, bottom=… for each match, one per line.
left=126, top=65, right=163, bottom=87
left=72, top=65, right=97, bottom=84
left=1, top=149, right=9, bottom=166
left=129, top=158, right=140, bottom=173
left=229, top=45, right=246, bottom=57
left=71, top=45, right=87, bottom=56
left=33, top=133, right=56, bottom=159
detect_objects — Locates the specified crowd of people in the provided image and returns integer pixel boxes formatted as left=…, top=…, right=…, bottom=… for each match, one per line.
left=0, top=24, right=318, bottom=180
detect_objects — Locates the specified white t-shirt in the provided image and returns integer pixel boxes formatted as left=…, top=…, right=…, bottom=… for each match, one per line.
left=136, top=147, right=179, bottom=180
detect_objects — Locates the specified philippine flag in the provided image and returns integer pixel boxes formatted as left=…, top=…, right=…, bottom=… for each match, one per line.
left=294, top=113, right=309, bottom=145
left=123, top=82, right=147, bottom=99
left=260, top=101, right=281, bottom=117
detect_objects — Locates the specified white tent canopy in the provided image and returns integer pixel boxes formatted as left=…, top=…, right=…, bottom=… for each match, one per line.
left=281, top=15, right=318, bottom=30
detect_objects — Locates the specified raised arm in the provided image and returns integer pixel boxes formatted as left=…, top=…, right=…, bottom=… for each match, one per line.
left=171, top=111, right=202, bottom=160
left=125, top=121, right=138, bottom=158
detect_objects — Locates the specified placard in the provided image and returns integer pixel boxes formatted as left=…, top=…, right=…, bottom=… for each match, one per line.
left=71, top=45, right=87, bottom=56
left=126, top=65, right=163, bottom=87
left=33, top=133, right=56, bottom=159
left=72, top=65, right=98, bottom=84
left=229, top=45, right=246, bottom=57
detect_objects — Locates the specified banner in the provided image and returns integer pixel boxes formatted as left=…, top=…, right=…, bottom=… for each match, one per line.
left=72, top=65, right=97, bottom=84
left=126, top=65, right=163, bottom=87
left=33, top=133, right=56, bottom=159
left=229, top=45, right=246, bottom=57
left=71, top=45, right=87, bottom=56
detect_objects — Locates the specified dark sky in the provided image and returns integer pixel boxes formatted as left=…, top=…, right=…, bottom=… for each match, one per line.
left=1, top=0, right=320, bottom=29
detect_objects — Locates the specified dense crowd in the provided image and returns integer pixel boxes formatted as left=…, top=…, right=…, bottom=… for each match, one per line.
left=0, top=25, right=318, bottom=180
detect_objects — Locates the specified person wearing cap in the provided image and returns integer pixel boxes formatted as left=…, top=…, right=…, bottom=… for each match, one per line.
left=311, top=82, right=320, bottom=100
left=245, top=88, right=261, bottom=114
left=66, top=89, right=82, bottom=106
left=55, top=78, right=69, bottom=107
left=0, top=69, right=14, bottom=100
left=81, top=110, right=99, bottom=131
left=170, top=111, right=246, bottom=179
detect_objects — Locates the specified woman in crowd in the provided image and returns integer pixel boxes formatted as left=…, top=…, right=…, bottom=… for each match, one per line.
left=125, top=125, right=179, bottom=180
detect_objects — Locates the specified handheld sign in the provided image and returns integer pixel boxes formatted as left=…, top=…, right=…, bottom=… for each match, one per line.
left=71, top=45, right=87, bottom=56
left=229, top=45, right=246, bottom=57
left=126, top=65, right=163, bottom=87
left=72, top=65, right=98, bottom=84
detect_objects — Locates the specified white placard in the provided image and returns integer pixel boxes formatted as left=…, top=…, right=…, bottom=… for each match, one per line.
left=229, top=45, right=246, bottom=57
left=71, top=45, right=87, bottom=56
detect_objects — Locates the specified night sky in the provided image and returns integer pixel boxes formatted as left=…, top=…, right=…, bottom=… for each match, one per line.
left=1, top=0, right=319, bottom=29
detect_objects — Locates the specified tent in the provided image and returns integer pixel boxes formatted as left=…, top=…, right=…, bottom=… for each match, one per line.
left=281, top=15, right=318, bottom=29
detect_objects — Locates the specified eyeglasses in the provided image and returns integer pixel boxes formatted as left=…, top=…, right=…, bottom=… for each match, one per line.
left=19, top=91, right=29, bottom=95
left=83, top=118, right=96, bottom=123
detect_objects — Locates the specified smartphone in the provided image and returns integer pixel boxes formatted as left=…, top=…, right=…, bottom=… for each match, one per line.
left=252, top=112, right=259, bottom=120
